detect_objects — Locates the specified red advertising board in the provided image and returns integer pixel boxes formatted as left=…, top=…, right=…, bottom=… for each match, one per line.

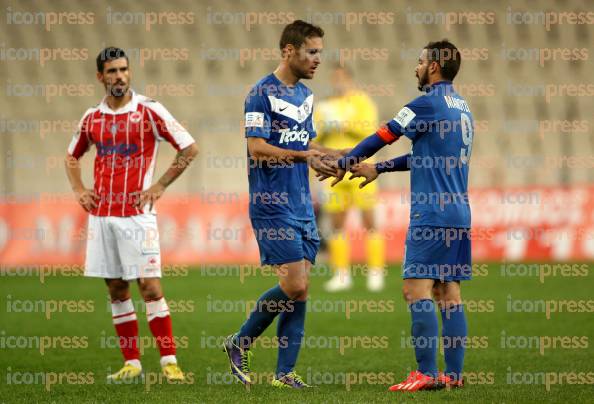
left=1, top=187, right=593, bottom=266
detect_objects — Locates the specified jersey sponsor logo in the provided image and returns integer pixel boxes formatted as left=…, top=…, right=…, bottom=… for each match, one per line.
left=394, top=106, right=416, bottom=127
left=245, top=112, right=265, bottom=128
left=278, top=125, right=310, bottom=145
left=96, top=140, right=138, bottom=157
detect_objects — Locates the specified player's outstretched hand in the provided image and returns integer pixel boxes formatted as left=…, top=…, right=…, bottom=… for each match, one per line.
left=74, top=187, right=99, bottom=212
left=305, top=150, right=337, bottom=177
left=132, top=183, right=165, bottom=210
left=323, top=148, right=350, bottom=160
left=315, top=165, right=346, bottom=187
left=330, top=168, right=346, bottom=187
left=315, top=171, right=333, bottom=181
left=349, top=163, right=379, bottom=188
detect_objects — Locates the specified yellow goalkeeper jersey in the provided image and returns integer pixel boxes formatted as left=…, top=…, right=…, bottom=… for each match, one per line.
left=314, top=89, right=379, bottom=151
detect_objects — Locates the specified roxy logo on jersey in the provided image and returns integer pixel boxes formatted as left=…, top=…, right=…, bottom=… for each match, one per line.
left=96, top=140, right=138, bottom=157
left=278, top=125, right=310, bottom=146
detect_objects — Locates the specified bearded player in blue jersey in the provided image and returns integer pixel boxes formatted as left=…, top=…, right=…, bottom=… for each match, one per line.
left=222, top=20, right=345, bottom=389
left=323, top=40, right=474, bottom=392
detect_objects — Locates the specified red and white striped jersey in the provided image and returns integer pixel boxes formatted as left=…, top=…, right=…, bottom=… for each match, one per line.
left=68, top=91, right=195, bottom=217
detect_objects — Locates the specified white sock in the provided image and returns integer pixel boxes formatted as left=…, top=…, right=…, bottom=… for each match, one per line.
left=335, top=269, right=351, bottom=280
left=125, top=359, right=142, bottom=369
left=160, top=355, right=177, bottom=367
left=145, top=297, right=170, bottom=322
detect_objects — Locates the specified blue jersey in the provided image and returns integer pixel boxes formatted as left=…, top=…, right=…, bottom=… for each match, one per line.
left=244, top=73, right=316, bottom=220
left=386, top=81, right=473, bottom=228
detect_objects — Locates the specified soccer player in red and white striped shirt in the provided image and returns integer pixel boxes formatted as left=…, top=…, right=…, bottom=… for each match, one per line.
left=65, top=47, right=198, bottom=381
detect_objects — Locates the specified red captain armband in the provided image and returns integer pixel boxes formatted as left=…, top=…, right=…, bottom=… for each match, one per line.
left=376, top=125, right=400, bottom=144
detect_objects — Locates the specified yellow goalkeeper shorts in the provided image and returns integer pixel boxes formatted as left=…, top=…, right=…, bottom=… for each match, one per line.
left=321, top=176, right=378, bottom=213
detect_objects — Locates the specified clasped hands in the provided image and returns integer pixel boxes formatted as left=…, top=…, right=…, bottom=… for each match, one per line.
left=306, top=151, right=379, bottom=189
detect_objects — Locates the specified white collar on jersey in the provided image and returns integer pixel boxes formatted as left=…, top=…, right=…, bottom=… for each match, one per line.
left=98, top=89, right=139, bottom=114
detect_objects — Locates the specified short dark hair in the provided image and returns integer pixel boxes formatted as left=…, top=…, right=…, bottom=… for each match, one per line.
left=424, top=39, right=461, bottom=81
left=279, top=20, right=324, bottom=50
left=96, top=47, right=128, bottom=72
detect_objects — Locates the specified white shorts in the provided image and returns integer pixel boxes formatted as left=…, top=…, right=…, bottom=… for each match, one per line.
left=84, top=213, right=162, bottom=280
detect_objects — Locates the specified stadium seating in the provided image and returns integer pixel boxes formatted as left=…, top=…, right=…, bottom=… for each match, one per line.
left=1, top=0, right=592, bottom=196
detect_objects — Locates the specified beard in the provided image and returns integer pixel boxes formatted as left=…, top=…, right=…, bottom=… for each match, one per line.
left=289, top=58, right=315, bottom=80
left=417, top=68, right=430, bottom=91
left=292, top=65, right=311, bottom=80
left=108, top=82, right=128, bottom=97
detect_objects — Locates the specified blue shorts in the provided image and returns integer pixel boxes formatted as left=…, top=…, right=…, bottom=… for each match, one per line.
left=402, top=226, right=472, bottom=282
left=250, top=217, right=320, bottom=265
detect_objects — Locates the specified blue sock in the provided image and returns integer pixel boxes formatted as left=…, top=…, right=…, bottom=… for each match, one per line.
left=235, top=285, right=289, bottom=349
left=276, top=300, right=306, bottom=377
left=410, top=299, right=439, bottom=378
left=441, top=304, right=467, bottom=381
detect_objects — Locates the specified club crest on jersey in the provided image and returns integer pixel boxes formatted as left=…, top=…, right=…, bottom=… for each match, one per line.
left=130, top=111, right=142, bottom=123
left=303, top=101, right=310, bottom=115
left=279, top=125, right=309, bottom=146
left=297, top=98, right=310, bottom=121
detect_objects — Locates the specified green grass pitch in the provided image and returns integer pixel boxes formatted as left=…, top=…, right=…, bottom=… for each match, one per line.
left=1, top=263, right=593, bottom=403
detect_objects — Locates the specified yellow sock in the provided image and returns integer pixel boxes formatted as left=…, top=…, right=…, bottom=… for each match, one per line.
left=329, top=233, right=350, bottom=274
left=366, top=231, right=385, bottom=273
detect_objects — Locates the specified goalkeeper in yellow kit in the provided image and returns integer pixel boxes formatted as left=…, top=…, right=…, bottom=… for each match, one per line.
left=314, top=65, right=386, bottom=292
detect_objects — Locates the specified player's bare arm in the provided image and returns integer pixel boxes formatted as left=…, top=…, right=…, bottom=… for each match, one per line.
left=247, top=137, right=335, bottom=176
left=308, top=141, right=349, bottom=158
left=133, top=143, right=199, bottom=210
left=64, top=154, right=98, bottom=212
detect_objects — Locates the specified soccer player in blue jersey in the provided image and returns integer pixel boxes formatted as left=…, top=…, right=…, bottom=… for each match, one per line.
left=222, top=20, right=344, bottom=389
left=323, top=40, right=473, bottom=392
